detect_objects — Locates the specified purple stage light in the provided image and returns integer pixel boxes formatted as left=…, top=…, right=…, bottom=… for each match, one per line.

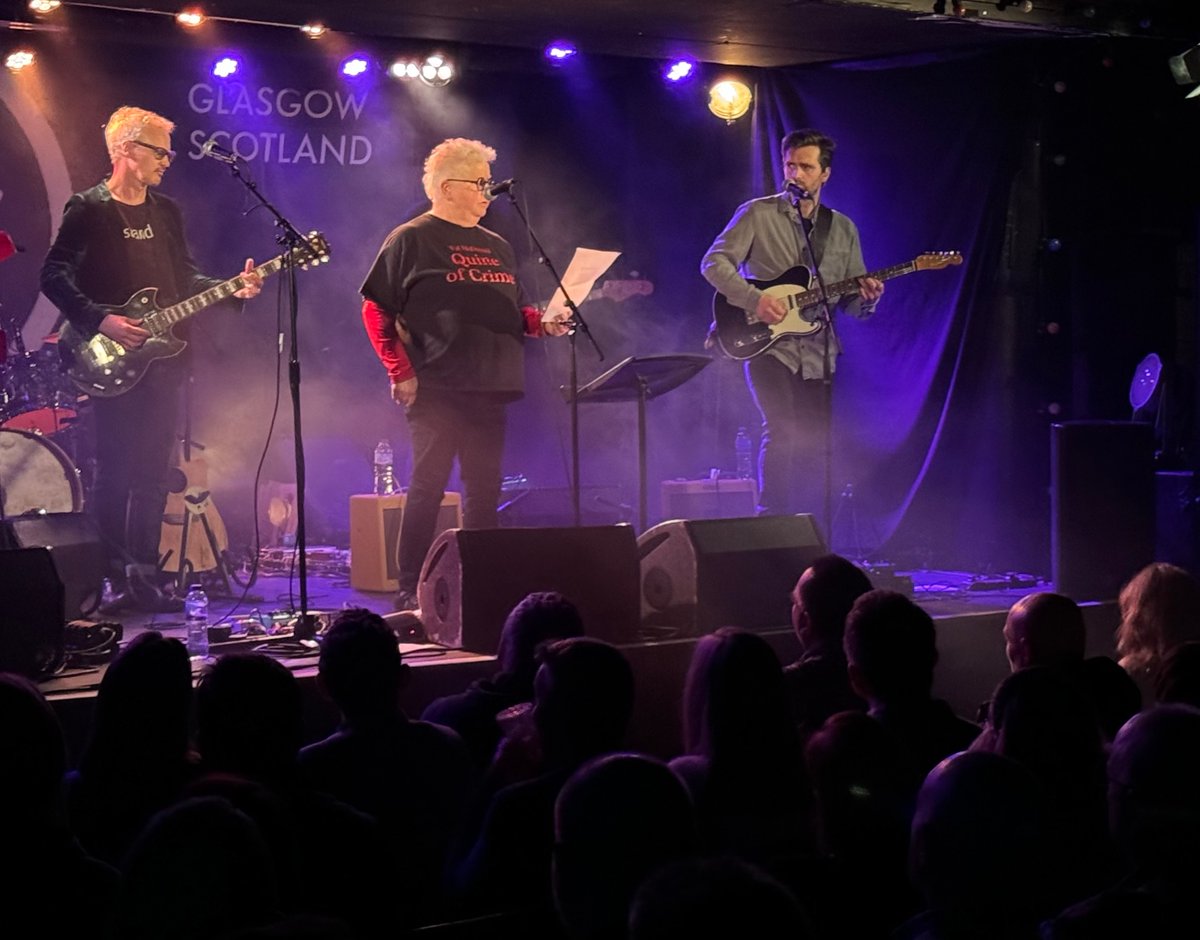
left=544, top=41, right=577, bottom=64
left=341, top=55, right=370, bottom=78
left=212, top=56, right=239, bottom=79
left=664, top=59, right=695, bottom=83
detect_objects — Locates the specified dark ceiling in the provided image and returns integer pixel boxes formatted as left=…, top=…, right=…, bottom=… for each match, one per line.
left=3, top=1, right=1199, bottom=68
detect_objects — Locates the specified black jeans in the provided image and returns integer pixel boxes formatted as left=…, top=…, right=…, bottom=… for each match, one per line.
left=91, top=363, right=183, bottom=575
left=745, top=355, right=828, bottom=516
left=397, top=389, right=508, bottom=591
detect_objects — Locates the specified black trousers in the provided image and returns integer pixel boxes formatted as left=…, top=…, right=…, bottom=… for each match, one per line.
left=745, top=355, right=829, bottom=516
left=397, top=389, right=508, bottom=592
left=91, top=363, right=182, bottom=575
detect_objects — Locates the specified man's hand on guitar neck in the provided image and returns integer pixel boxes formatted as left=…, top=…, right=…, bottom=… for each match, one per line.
left=857, top=276, right=885, bottom=305
left=233, top=258, right=263, bottom=299
left=755, top=293, right=787, bottom=325
left=99, top=313, right=151, bottom=350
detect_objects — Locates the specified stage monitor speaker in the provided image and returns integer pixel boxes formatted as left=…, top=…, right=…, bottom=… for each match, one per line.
left=417, top=525, right=640, bottom=654
left=349, top=492, right=462, bottom=592
left=1051, top=421, right=1155, bottom=601
left=1, top=512, right=107, bottom=620
left=638, top=514, right=827, bottom=637
left=0, top=547, right=66, bottom=677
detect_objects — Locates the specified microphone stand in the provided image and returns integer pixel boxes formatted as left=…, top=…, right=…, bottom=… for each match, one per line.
left=220, top=158, right=320, bottom=641
left=790, top=190, right=838, bottom=538
left=496, top=187, right=604, bottom=526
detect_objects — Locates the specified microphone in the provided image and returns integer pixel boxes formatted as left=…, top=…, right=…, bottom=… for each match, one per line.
left=785, top=180, right=811, bottom=203
left=486, top=178, right=517, bottom=199
left=200, top=137, right=240, bottom=165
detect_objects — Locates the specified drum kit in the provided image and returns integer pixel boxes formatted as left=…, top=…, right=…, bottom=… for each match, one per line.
left=0, top=322, right=90, bottom=519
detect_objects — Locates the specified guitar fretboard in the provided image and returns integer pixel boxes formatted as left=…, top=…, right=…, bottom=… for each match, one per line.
left=145, top=255, right=288, bottom=333
left=791, top=261, right=916, bottom=311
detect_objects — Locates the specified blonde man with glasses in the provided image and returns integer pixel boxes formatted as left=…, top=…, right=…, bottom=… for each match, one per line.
left=361, top=137, right=569, bottom=613
left=40, top=106, right=261, bottom=613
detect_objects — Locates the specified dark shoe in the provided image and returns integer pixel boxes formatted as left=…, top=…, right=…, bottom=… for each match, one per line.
left=98, top=590, right=135, bottom=617
left=128, top=573, right=185, bottom=614
left=392, top=589, right=420, bottom=613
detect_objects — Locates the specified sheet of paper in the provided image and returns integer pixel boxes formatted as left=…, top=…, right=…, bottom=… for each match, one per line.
left=542, top=247, right=621, bottom=322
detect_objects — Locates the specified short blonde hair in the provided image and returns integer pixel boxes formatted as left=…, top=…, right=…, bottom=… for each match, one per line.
left=421, top=137, right=496, bottom=201
left=104, top=106, right=175, bottom=162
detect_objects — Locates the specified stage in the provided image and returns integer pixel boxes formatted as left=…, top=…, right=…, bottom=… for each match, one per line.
left=38, top=563, right=1120, bottom=765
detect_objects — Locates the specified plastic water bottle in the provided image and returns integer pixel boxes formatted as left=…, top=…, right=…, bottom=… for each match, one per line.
left=185, top=584, right=209, bottom=661
left=735, top=426, right=754, bottom=480
left=373, top=439, right=396, bottom=495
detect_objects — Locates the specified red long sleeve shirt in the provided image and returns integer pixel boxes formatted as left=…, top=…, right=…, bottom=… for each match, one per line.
left=361, top=298, right=547, bottom=383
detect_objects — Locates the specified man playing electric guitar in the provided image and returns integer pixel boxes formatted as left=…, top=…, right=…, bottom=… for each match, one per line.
left=40, top=106, right=262, bottom=613
left=701, top=128, right=883, bottom=518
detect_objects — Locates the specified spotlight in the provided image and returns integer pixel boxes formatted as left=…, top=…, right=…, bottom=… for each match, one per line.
left=299, top=23, right=327, bottom=40
left=340, top=55, right=370, bottom=78
left=176, top=8, right=205, bottom=28
left=708, top=79, right=753, bottom=123
left=212, top=56, right=239, bottom=78
left=544, top=41, right=577, bottom=64
left=418, top=54, right=454, bottom=87
left=664, top=59, right=696, bottom=83
left=388, top=59, right=419, bottom=80
left=28, top=0, right=61, bottom=13
left=5, top=49, right=35, bottom=71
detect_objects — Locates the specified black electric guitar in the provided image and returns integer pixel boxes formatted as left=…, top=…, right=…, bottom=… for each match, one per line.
left=711, top=251, right=961, bottom=361
left=57, top=231, right=331, bottom=397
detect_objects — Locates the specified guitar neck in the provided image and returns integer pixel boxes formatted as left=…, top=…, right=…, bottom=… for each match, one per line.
left=146, top=255, right=285, bottom=330
left=795, top=260, right=916, bottom=311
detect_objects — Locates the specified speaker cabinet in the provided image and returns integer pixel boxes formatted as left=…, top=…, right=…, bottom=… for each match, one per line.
left=638, top=514, right=826, bottom=637
left=349, top=492, right=462, bottom=592
left=417, top=525, right=640, bottom=654
left=1051, top=421, right=1155, bottom=600
left=0, top=547, right=65, bottom=677
left=1, top=512, right=107, bottom=620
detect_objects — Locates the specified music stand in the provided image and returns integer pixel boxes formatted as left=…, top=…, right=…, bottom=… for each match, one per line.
left=565, top=354, right=711, bottom=530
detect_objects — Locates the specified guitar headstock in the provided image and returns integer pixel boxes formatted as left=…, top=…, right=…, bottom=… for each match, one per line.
left=914, top=251, right=962, bottom=271
left=591, top=279, right=655, bottom=303
left=288, top=231, right=332, bottom=270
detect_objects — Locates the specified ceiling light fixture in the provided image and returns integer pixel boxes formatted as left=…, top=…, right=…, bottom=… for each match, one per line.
left=708, top=79, right=752, bottom=123
left=176, top=8, right=205, bottom=28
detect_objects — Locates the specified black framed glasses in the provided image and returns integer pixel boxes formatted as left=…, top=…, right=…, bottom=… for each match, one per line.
left=131, top=139, right=177, bottom=162
left=444, top=177, right=493, bottom=192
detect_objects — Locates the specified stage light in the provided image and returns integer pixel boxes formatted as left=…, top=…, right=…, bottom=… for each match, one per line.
left=212, top=56, right=238, bottom=78
left=388, top=59, right=420, bottom=80
left=708, top=79, right=752, bottom=123
left=419, top=53, right=454, bottom=86
left=299, top=23, right=327, bottom=40
left=28, top=0, right=62, bottom=13
left=5, top=49, right=35, bottom=71
left=340, top=55, right=370, bottom=78
left=664, top=59, right=695, bottom=83
left=544, top=41, right=577, bottom=64
left=176, top=8, right=205, bottom=28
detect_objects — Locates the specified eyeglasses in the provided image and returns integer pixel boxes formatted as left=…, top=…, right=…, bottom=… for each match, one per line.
left=444, top=177, right=494, bottom=193
left=131, top=139, right=177, bottom=162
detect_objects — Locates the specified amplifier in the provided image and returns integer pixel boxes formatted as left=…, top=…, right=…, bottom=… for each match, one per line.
left=660, top=478, right=758, bottom=521
left=349, top=492, right=462, bottom=592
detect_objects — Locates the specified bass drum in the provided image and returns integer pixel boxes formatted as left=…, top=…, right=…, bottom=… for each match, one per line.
left=0, top=428, right=83, bottom=516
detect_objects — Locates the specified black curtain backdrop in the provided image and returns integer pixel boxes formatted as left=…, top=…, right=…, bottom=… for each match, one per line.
left=2, top=24, right=1196, bottom=572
